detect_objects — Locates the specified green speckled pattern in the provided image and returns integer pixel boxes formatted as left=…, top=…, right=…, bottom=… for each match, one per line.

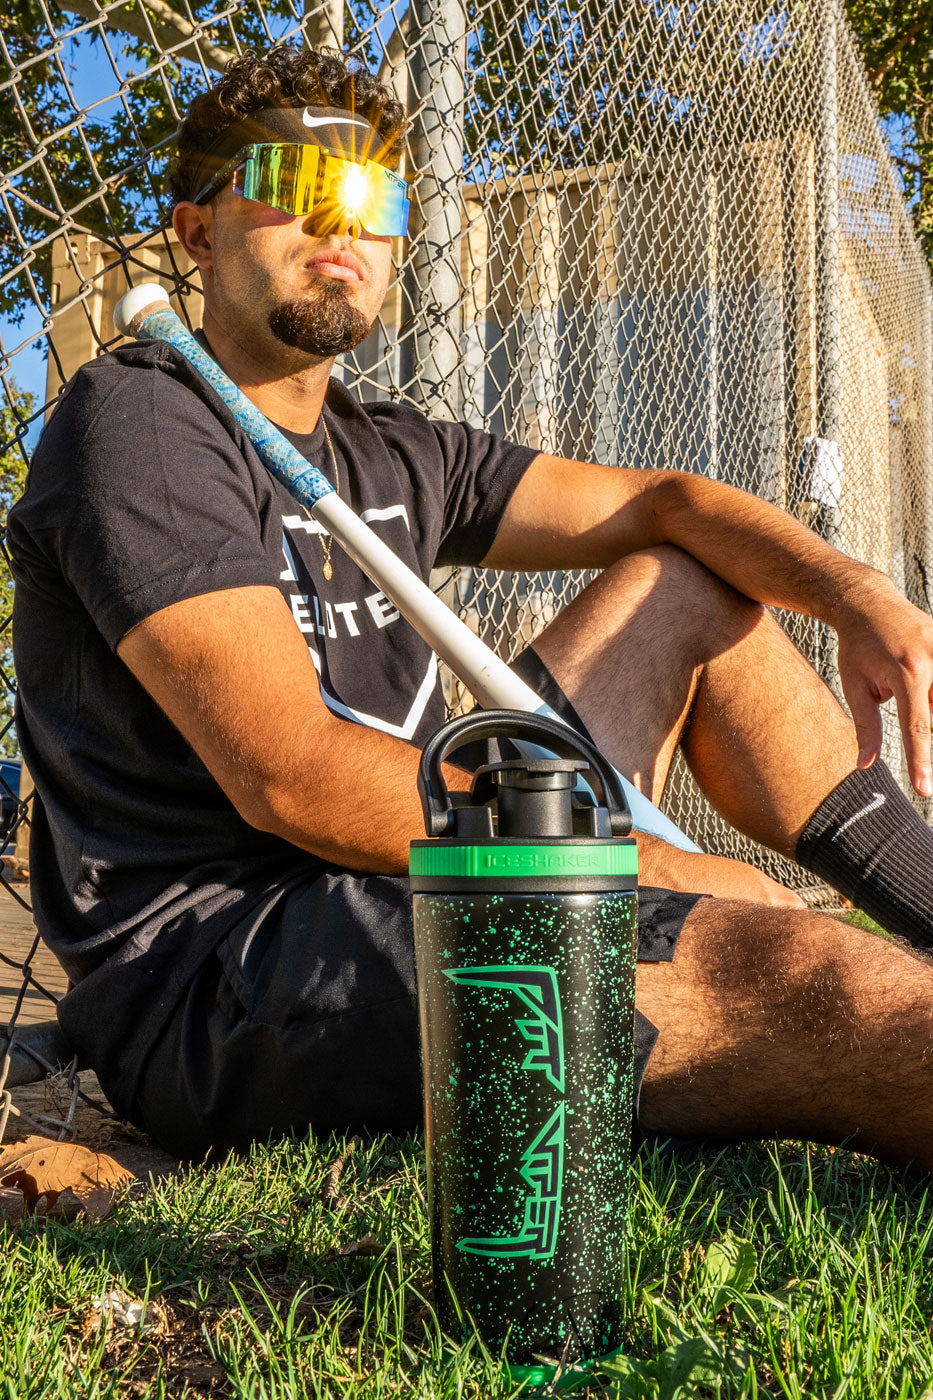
left=412, top=890, right=637, bottom=1365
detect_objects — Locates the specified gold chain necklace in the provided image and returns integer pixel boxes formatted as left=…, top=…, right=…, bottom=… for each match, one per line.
left=318, top=416, right=340, bottom=582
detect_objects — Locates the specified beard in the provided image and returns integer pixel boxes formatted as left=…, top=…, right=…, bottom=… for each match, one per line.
left=268, top=283, right=371, bottom=357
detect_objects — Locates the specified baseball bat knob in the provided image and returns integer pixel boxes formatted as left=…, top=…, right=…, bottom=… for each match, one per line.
left=114, top=282, right=170, bottom=339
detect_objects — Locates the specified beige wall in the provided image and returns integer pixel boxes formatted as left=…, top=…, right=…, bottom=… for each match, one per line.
left=46, top=231, right=200, bottom=401
left=839, top=239, right=892, bottom=573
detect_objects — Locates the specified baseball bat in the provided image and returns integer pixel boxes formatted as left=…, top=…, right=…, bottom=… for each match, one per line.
left=113, top=284, right=701, bottom=852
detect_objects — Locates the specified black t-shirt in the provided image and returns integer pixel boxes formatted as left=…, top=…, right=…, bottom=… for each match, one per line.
left=8, top=340, right=536, bottom=1085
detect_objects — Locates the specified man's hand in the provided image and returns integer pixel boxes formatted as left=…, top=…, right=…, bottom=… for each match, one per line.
left=834, top=572, right=933, bottom=797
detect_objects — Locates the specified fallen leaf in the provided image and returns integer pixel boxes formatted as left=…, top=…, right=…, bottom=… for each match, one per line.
left=91, top=1288, right=167, bottom=1334
left=78, top=1307, right=99, bottom=1342
left=0, top=1134, right=135, bottom=1218
left=324, top=1135, right=362, bottom=1207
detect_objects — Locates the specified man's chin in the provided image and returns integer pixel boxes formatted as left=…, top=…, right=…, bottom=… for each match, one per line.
left=268, top=288, right=371, bottom=357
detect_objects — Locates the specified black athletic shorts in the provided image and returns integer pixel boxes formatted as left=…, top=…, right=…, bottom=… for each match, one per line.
left=132, top=649, right=705, bottom=1159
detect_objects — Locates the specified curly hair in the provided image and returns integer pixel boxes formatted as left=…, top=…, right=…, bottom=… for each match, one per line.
left=169, top=44, right=408, bottom=207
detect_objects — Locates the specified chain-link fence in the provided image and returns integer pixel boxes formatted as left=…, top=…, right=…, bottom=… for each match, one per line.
left=0, top=0, right=930, bottom=1140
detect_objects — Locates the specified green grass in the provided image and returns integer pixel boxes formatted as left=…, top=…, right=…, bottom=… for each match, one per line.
left=827, top=908, right=890, bottom=940
left=3, top=1132, right=933, bottom=1398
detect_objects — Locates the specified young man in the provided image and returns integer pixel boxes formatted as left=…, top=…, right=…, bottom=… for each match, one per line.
left=10, top=45, right=933, bottom=1164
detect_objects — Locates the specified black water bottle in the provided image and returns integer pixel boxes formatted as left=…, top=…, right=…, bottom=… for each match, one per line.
left=409, top=711, right=638, bottom=1390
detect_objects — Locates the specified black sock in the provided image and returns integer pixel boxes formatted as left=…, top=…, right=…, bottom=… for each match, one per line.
left=795, top=761, right=933, bottom=947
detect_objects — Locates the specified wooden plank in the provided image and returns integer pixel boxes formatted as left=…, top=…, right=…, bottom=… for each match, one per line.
left=0, top=883, right=67, bottom=1028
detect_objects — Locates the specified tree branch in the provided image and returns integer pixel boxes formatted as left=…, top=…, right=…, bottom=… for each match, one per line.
left=61, top=0, right=235, bottom=73
left=865, top=14, right=927, bottom=92
left=303, top=0, right=344, bottom=50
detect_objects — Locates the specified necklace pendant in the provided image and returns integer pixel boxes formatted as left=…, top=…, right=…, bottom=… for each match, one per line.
left=322, top=559, right=333, bottom=582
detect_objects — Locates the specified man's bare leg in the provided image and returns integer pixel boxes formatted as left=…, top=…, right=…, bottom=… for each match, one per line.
left=529, top=545, right=933, bottom=1160
left=532, top=544, right=858, bottom=857
left=636, top=900, right=933, bottom=1170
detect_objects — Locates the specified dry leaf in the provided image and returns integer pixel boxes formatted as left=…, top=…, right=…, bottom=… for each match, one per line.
left=324, top=1135, right=362, bottom=1208
left=92, top=1288, right=167, bottom=1333
left=0, top=1134, right=135, bottom=1218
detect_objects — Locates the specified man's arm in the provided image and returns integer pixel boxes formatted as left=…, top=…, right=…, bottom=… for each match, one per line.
left=117, top=585, right=440, bottom=874
left=484, top=454, right=933, bottom=795
left=116, top=581, right=801, bottom=903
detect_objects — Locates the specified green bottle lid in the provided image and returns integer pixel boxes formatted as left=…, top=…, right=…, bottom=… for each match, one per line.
left=409, top=840, right=637, bottom=881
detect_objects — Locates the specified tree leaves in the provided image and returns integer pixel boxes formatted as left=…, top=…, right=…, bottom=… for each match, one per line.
left=0, top=0, right=292, bottom=326
left=0, top=1133, right=135, bottom=1220
left=844, top=0, right=933, bottom=258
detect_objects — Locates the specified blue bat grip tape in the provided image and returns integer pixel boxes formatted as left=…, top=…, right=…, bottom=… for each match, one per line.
left=139, top=309, right=335, bottom=507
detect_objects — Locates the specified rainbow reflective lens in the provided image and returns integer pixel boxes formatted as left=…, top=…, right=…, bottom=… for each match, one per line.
left=237, top=142, right=409, bottom=236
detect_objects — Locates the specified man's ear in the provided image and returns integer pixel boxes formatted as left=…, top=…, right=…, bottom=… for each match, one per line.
left=173, top=202, right=214, bottom=274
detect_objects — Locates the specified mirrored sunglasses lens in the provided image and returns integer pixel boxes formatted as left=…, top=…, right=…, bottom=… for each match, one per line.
left=357, top=161, right=410, bottom=236
left=243, top=145, right=320, bottom=214
left=242, top=145, right=409, bottom=236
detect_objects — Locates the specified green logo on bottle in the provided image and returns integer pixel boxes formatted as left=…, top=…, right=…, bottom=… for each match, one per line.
left=443, top=965, right=564, bottom=1091
left=444, top=964, right=566, bottom=1260
left=457, top=1105, right=565, bottom=1259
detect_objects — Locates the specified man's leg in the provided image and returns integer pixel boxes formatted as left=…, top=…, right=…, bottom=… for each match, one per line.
left=531, top=544, right=857, bottom=854
left=530, top=545, right=933, bottom=940
left=636, top=899, right=933, bottom=1170
left=131, top=868, right=424, bottom=1158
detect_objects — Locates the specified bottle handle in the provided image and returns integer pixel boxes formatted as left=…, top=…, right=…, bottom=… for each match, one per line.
left=417, top=708, right=632, bottom=838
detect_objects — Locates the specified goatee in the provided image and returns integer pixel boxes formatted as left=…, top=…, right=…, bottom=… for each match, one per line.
left=268, top=284, right=371, bottom=356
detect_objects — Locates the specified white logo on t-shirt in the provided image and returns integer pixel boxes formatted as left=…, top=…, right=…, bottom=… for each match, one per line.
left=278, top=509, right=438, bottom=739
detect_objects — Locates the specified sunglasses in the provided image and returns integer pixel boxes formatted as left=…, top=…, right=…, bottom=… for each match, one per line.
left=194, top=142, right=410, bottom=238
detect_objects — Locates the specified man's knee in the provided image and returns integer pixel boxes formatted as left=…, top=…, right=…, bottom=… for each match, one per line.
left=636, top=896, right=933, bottom=1146
left=637, top=900, right=885, bottom=1058
left=592, top=545, right=767, bottom=652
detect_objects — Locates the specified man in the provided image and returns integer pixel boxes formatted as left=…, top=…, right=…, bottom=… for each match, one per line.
left=10, top=44, right=933, bottom=1165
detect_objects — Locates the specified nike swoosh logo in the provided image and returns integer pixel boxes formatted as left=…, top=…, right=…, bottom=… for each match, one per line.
left=833, top=792, right=885, bottom=838
left=302, top=110, right=370, bottom=131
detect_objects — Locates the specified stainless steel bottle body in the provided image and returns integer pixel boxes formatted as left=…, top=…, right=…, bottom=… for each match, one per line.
left=412, top=884, right=637, bottom=1364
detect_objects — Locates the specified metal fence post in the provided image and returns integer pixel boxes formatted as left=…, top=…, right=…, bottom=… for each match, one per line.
left=809, top=0, right=843, bottom=690
left=815, top=0, right=842, bottom=459
left=399, top=0, right=467, bottom=419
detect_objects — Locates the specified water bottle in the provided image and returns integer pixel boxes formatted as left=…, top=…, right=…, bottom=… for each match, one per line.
left=409, top=710, right=638, bottom=1389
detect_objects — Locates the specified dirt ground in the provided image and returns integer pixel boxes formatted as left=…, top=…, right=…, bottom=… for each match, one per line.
left=1, top=880, right=181, bottom=1183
